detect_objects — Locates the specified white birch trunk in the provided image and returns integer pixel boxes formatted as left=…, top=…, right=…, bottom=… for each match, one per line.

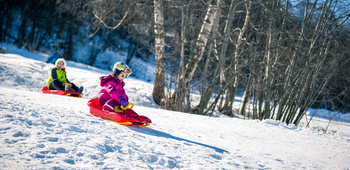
left=263, top=0, right=275, bottom=119
left=173, top=2, right=191, bottom=112
left=196, top=2, right=222, bottom=114
left=182, top=0, right=220, bottom=86
left=221, top=0, right=251, bottom=115
left=152, top=0, right=165, bottom=104
left=173, top=0, right=220, bottom=111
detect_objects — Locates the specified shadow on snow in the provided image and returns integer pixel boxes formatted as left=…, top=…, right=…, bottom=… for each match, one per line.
left=129, top=126, right=229, bottom=154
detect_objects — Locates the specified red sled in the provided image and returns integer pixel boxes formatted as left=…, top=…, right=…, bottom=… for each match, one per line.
left=41, top=86, right=83, bottom=98
left=87, top=97, right=152, bottom=126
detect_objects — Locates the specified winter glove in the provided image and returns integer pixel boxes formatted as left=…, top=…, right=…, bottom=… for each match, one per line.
left=121, top=102, right=134, bottom=110
left=64, top=83, right=72, bottom=87
left=120, top=99, right=129, bottom=108
left=118, top=96, right=133, bottom=110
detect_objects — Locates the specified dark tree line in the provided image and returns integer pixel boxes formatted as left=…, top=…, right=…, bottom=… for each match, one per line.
left=0, top=0, right=150, bottom=65
left=1, top=0, right=76, bottom=60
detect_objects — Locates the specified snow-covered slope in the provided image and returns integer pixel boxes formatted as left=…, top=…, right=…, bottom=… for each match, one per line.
left=1, top=52, right=350, bottom=169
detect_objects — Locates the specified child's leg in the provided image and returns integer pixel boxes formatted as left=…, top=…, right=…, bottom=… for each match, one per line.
left=70, top=83, right=83, bottom=92
left=102, top=99, right=118, bottom=112
left=70, top=83, right=79, bottom=91
left=123, top=109, right=140, bottom=118
left=49, top=80, right=65, bottom=90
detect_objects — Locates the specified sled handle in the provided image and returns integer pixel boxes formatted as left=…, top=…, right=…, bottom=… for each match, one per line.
left=121, top=102, right=134, bottom=110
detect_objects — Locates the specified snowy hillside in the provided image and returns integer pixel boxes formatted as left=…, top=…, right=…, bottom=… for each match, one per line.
left=1, top=49, right=350, bottom=169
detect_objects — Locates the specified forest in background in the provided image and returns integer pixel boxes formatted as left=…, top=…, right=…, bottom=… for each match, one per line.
left=1, top=0, right=350, bottom=125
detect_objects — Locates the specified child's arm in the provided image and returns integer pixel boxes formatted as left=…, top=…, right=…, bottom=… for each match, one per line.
left=50, top=68, right=59, bottom=80
left=104, top=83, right=127, bottom=104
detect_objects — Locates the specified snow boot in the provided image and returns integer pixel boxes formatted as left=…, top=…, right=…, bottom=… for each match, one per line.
left=78, top=86, right=84, bottom=93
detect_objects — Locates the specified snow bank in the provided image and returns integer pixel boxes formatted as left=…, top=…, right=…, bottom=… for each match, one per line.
left=1, top=47, right=350, bottom=169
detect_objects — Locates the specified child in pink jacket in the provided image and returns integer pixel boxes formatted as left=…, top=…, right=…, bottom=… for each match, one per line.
left=98, top=62, right=133, bottom=112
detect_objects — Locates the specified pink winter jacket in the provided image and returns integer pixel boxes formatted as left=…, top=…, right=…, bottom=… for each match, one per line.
left=98, top=74, right=128, bottom=107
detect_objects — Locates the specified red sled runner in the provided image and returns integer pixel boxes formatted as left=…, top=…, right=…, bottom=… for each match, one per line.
left=41, top=86, right=83, bottom=98
left=87, top=97, right=152, bottom=126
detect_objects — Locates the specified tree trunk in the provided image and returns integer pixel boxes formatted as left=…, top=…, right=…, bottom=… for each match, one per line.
left=56, top=14, right=66, bottom=40
left=0, top=1, right=6, bottom=42
left=194, top=0, right=222, bottom=115
left=173, top=0, right=221, bottom=110
left=263, top=0, right=275, bottom=119
left=220, top=0, right=251, bottom=116
left=18, top=5, right=29, bottom=48
left=27, top=13, right=38, bottom=50
left=67, top=19, right=74, bottom=61
left=152, top=0, right=166, bottom=105
left=173, top=1, right=191, bottom=112
left=240, top=71, right=253, bottom=116
left=276, top=0, right=316, bottom=121
left=126, top=43, right=136, bottom=66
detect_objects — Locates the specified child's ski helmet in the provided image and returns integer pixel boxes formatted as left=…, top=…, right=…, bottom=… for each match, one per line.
left=113, top=62, right=132, bottom=77
left=55, top=58, right=67, bottom=68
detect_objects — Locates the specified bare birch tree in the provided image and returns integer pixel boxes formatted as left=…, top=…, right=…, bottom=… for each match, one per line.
left=172, top=0, right=221, bottom=111
left=238, top=0, right=350, bottom=125
left=153, top=0, right=166, bottom=104
left=219, top=0, right=252, bottom=116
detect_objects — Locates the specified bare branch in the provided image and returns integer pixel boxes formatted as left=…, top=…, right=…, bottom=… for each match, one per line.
left=93, top=9, right=129, bottom=30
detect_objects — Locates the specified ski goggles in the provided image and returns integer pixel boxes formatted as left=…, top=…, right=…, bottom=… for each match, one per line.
left=115, top=63, right=132, bottom=75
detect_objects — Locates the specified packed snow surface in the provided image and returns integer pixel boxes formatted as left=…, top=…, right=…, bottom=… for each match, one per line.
left=0, top=47, right=350, bottom=169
